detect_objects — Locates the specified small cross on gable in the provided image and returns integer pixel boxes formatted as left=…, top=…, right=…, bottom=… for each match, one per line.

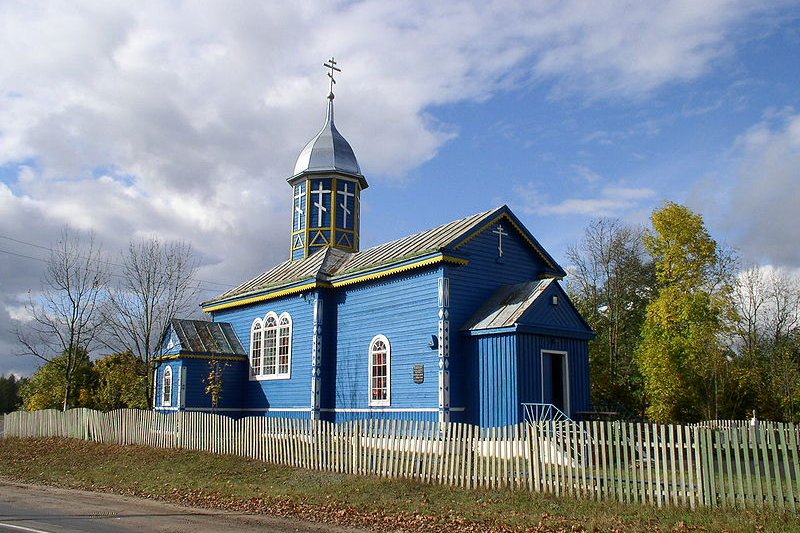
left=492, top=224, right=508, bottom=258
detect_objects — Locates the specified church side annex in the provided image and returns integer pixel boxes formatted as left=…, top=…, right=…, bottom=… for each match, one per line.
left=153, top=59, right=594, bottom=428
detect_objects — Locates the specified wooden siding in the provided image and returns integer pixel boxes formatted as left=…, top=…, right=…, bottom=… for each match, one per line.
left=517, top=334, right=591, bottom=417
left=468, top=333, right=591, bottom=427
left=178, top=358, right=247, bottom=411
left=470, top=333, right=518, bottom=427
left=518, top=282, right=592, bottom=336
left=154, top=359, right=248, bottom=412
left=325, top=410, right=438, bottom=423
left=330, top=267, right=441, bottom=422
left=213, top=293, right=315, bottom=415
left=448, top=218, right=553, bottom=422
left=160, top=330, right=182, bottom=356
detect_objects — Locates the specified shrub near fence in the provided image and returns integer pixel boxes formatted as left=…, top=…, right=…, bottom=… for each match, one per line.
left=3, top=409, right=799, bottom=511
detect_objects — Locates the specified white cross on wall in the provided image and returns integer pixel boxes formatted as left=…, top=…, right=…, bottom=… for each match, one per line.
left=337, top=183, right=355, bottom=229
left=312, top=182, right=331, bottom=226
left=294, top=185, right=306, bottom=229
left=492, top=224, right=508, bottom=257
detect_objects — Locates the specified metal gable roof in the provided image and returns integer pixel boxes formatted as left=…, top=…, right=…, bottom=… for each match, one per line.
left=215, top=245, right=338, bottom=301
left=462, top=280, right=553, bottom=331
left=202, top=205, right=566, bottom=309
left=334, top=208, right=496, bottom=275
left=170, top=319, right=245, bottom=355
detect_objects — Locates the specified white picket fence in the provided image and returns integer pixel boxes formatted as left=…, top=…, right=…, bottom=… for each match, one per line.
left=3, top=409, right=799, bottom=511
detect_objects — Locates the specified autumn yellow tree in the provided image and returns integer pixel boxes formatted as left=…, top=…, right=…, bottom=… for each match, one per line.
left=638, top=202, right=736, bottom=422
left=93, top=352, right=148, bottom=411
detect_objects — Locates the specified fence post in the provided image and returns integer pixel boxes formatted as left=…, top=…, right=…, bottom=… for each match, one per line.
left=526, top=423, right=537, bottom=492
left=352, top=422, right=360, bottom=475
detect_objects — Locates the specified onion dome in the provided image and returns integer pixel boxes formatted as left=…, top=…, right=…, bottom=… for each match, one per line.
left=291, top=96, right=365, bottom=183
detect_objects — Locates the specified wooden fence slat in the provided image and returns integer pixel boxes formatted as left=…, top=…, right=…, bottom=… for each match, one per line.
left=778, top=423, right=796, bottom=512
left=722, top=429, right=735, bottom=508
left=790, top=423, right=800, bottom=510
left=566, top=423, right=575, bottom=498
left=731, top=427, right=744, bottom=509
left=579, top=422, right=587, bottom=497
left=769, top=425, right=785, bottom=511
left=7, top=409, right=800, bottom=514
left=699, top=428, right=710, bottom=507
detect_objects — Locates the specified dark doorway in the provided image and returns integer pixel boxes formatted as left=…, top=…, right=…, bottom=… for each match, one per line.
left=542, top=352, right=568, bottom=415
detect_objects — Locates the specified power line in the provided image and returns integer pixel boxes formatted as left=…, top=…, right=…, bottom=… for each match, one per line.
left=0, top=233, right=234, bottom=288
left=0, top=246, right=48, bottom=263
left=0, top=246, right=224, bottom=296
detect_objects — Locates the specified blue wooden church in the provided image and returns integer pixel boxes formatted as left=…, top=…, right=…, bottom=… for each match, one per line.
left=154, top=69, right=594, bottom=427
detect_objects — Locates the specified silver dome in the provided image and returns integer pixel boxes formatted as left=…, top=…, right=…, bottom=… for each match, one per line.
left=293, top=98, right=362, bottom=177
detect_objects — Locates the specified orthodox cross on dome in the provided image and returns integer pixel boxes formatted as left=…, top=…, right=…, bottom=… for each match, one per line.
left=293, top=185, right=306, bottom=229
left=312, top=181, right=331, bottom=226
left=338, top=183, right=354, bottom=229
left=324, top=57, right=341, bottom=100
left=492, top=224, right=508, bottom=257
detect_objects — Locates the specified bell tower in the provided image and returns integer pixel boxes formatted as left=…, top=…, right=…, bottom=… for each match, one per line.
left=288, top=58, right=368, bottom=260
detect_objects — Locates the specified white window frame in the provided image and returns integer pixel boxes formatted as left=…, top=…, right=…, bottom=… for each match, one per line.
left=251, top=312, right=292, bottom=381
left=368, top=334, right=391, bottom=407
left=152, top=367, right=158, bottom=408
left=162, top=366, right=173, bottom=407
left=276, top=312, right=292, bottom=378
left=250, top=318, right=263, bottom=378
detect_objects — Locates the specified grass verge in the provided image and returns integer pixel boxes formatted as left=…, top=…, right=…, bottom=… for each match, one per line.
left=0, top=437, right=797, bottom=532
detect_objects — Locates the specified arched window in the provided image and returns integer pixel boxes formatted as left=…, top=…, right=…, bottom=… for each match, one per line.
left=369, top=335, right=390, bottom=406
left=277, top=313, right=292, bottom=377
left=251, top=312, right=291, bottom=380
left=263, top=313, right=278, bottom=376
left=250, top=318, right=263, bottom=378
left=162, top=366, right=173, bottom=407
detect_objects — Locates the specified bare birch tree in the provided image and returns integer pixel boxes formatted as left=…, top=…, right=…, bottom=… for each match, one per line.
left=566, top=218, right=654, bottom=416
left=16, top=228, right=109, bottom=411
left=103, top=237, right=199, bottom=407
left=732, top=265, right=800, bottom=420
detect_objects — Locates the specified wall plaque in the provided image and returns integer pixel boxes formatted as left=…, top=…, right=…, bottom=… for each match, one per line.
left=413, top=365, right=424, bottom=384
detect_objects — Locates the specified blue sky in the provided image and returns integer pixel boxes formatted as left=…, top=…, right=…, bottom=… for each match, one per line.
left=1, top=1, right=799, bottom=375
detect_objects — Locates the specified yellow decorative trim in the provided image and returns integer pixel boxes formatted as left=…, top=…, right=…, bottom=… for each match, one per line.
left=204, top=254, right=467, bottom=312
left=453, top=213, right=556, bottom=270
left=331, top=177, right=337, bottom=247
left=154, top=353, right=248, bottom=362
left=331, top=254, right=468, bottom=288
left=202, top=281, right=320, bottom=312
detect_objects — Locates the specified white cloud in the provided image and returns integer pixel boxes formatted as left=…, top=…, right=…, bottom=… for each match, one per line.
left=514, top=182, right=656, bottom=217
left=571, top=164, right=603, bottom=183
left=724, top=111, right=800, bottom=266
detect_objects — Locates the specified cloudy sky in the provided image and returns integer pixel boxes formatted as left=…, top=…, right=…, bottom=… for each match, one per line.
left=2, top=1, right=799, bottom=376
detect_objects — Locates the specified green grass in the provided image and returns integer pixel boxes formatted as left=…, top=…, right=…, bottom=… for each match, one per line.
left=0, top=437, right=798, bottom=532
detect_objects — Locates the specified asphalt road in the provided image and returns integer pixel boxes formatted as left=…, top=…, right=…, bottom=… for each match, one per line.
left=0, top=481, right=368, bottom=533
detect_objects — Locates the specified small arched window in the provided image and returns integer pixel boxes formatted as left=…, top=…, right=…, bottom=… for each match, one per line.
left=369, top=335, right=390, bottom=406
left=250, top=318, right=263, bottom=378
left=162, top=366, right=173, bottom=407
